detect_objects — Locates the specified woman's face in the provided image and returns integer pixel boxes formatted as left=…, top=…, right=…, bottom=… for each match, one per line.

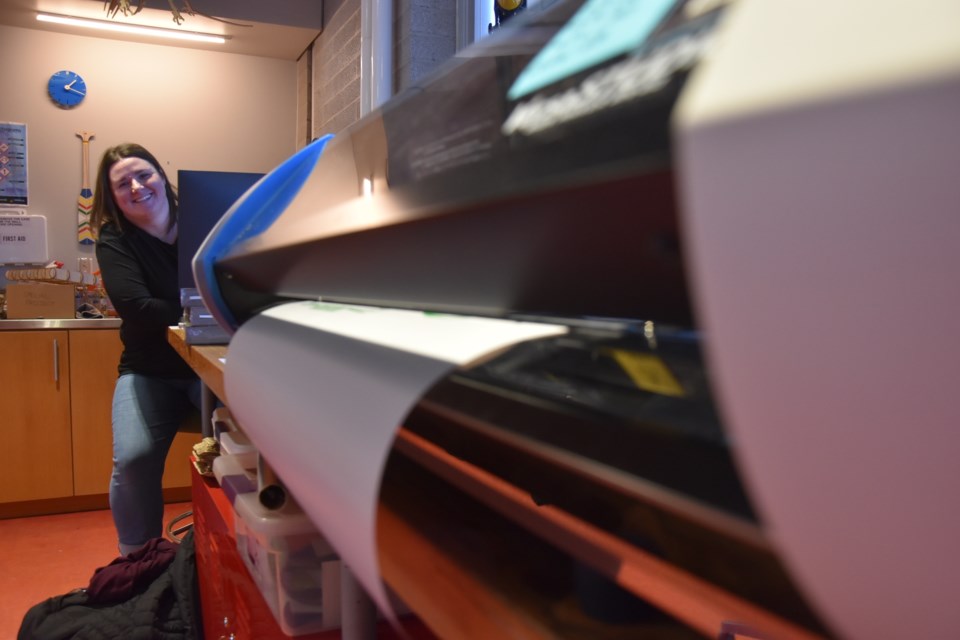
left=108, top=156, right=170, bottom=224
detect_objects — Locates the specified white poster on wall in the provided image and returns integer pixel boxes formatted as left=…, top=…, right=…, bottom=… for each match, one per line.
left=0, top=213, right=48, bottom=264
left=0, top=122, right=28, bottom=206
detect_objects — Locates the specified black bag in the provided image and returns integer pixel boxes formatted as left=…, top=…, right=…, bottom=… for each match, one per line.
left=18, top=530, right=202, bottom=640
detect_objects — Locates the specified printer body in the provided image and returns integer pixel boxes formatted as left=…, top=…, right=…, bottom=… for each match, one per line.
left=194, top=1, right=960, bottom=638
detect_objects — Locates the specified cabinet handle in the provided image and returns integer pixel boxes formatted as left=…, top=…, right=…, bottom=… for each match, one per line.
left=53, top=338, right=60, bottom=383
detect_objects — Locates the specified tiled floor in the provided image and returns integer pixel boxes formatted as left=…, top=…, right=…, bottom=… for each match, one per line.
left=0, top=502, right=190, bottom=639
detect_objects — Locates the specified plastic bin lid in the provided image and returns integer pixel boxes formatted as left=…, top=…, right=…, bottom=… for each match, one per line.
left=234, top=491, right=324, bottom=540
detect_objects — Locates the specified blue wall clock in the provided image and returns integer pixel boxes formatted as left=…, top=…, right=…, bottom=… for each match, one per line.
left=48, top=70, right=87, bottom=108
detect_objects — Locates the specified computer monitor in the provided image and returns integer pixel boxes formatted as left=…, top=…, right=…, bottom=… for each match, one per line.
left=177, top=170, right=263, bottom=290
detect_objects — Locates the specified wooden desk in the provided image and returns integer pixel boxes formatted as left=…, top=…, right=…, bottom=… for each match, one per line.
left=169, top=328, right=433, bottom=640
left=168, top=328, right=830, bottom=640
left=167, top=327, right=228, bottom=402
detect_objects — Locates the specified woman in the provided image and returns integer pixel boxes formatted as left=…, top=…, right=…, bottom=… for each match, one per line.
left=92, top=143, right=200, bottom=556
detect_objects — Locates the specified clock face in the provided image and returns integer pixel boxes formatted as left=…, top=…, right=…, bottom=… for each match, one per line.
left=48, top=70, right=87, bottom=108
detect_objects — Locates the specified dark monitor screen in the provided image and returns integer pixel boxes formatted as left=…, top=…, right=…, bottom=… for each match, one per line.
left=178, top=169, right=263, bottom=290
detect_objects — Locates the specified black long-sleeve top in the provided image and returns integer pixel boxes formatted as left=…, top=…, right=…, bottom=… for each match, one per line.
left=96, top=222, right=195, bottom=379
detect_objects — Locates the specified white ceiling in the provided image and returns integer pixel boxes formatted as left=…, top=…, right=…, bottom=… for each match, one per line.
left=0, top=0, right=323, bottom=60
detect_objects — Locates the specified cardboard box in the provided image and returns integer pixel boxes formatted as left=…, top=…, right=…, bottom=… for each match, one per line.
left=5, top=282, right=76, bottom=319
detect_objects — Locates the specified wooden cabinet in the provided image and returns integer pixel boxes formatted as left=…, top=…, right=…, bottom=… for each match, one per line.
left=69, top=328, right=121, bottom=496
left=0, top=330, right=74, bottom=503
left=69, top=329, right=196, bottom=496
left=1, top=326, right=197, bottom=515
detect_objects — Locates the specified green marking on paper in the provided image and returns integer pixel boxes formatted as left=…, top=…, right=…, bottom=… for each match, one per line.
left=308, top=301, right=365, bottom=312
left=507, top=0, right=678, bottom=100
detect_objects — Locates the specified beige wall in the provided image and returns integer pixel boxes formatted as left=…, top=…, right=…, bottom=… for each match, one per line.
left=0, top=24, right=298, bottom=273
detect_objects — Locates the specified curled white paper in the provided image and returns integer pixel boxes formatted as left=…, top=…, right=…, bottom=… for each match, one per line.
left=224, top=301, right=567, bottom=617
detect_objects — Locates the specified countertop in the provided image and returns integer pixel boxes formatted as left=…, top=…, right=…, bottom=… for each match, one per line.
left=0, top=318, right=121, bottom=330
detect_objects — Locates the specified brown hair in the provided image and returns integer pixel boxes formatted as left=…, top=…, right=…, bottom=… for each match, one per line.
left=91, top=143, right=178, bottom=237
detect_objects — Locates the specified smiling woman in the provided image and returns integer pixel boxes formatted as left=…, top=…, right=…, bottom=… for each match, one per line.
left=90, top=142, right=203, bottom=557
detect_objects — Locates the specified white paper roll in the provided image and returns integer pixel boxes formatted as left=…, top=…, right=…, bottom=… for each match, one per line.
left=225, top=301, right=567, bottom=617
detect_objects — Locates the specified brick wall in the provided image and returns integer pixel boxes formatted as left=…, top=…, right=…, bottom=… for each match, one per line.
left=305, top=0, right=458, bottom=140
left=311, top=0, right=361, bottom=137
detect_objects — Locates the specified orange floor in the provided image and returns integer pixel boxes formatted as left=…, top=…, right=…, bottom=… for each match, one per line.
left=0, top=502, right=190, bottom=639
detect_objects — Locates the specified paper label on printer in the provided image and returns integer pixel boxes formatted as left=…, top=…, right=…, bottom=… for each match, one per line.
left=508, top=0, right=680, bottom=100
left=503, top=0, right=727, bottom=137
left=608, top=349, right=685, bottom=397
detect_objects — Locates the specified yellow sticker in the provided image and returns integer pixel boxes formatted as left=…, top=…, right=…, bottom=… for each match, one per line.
left=608, top=349, right=685, bottom=397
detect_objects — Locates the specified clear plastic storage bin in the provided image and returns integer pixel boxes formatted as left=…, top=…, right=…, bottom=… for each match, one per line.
left=212, top=452, right=258, bottom=504
left=234, top=492, right=342, bottom=636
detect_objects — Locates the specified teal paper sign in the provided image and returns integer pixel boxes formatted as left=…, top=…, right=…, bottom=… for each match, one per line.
left=508, top=0, right=679, bottom=100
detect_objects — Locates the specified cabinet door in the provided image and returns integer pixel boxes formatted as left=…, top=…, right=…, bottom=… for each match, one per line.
left=0, top=331, right=74, bottom=503
left=70, top=329, right=199, bottom=496
left=70, top=329, right=123, bottom=496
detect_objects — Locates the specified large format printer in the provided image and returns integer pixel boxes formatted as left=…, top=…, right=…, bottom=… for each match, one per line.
left=193, top=1, right=960, bottom=638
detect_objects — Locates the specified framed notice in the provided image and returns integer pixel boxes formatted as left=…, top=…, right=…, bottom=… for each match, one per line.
left=0, top=122, right=28, bottom=206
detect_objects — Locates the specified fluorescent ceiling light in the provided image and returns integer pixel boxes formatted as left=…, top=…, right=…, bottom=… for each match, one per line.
left=37, top=13, right=228, bottom=44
